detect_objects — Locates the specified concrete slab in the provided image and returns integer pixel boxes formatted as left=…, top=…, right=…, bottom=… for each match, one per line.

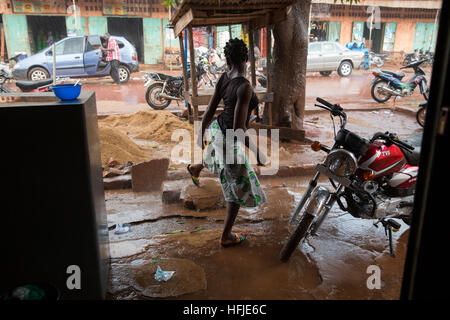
left=131, top=158, right=170, bottom=192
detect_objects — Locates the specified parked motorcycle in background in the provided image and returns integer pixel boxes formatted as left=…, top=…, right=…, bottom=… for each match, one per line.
left=416, top=101, right=427, bottom=127
left=370, top=59, right=429, bottom=103
left=280, top=97, right=419, bottom=262
left=369, top=52, right=388, bottom=68
left=208, top=48, right=227, bottom=75
left=0, top=54, right=22, bottom=84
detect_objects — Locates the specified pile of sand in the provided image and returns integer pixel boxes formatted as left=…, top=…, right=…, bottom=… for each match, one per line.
left=99, top=110, right=193, bottom=143
left=98, top=125, right=151, bottom=166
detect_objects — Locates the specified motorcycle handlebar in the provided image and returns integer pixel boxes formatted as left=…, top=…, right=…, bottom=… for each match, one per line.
left=371, top=132, right=415, bottom=151
left=316, top=97, right=333, bottom=109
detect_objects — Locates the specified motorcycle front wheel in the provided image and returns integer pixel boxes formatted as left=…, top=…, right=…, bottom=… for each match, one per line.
left=371, top=79, right=392, bottom=103
left=416, top=107, right=426, bottom=127
left=145, top=83, right=171, bottom=110
left=279, top=212, right=315, bottom=262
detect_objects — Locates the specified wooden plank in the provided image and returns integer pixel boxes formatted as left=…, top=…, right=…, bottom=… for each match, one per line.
left=187, top=92, right=273, bottom=105
left=187, top=25, right=199, bottom=121
left=174, top=8, right=194, bottom=37
left=266, top=26, right=273, bottom=126
left=0, top=24, right=4, bottom=62
left=249, top=123, right=306, bottom=142
left=249, top=8, right=287, bottom=30
left=248, top=26, right=256, bottom=87
left=178, top=31, right=189, bottom=94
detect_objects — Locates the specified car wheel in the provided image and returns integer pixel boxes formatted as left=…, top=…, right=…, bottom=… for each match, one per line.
left=28, top=67, right=50, bottom=81
left=319, top=71, right=332, bottom=77
left=338, top=61, right=352, bottom=77
left=118, top=65, right=130, bottom=83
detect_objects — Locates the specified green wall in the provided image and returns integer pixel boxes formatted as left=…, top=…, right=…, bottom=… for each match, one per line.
left=3, top=14, right=31, bottom=56
left=88, top=16, right=108, bottom=36
left=413, top=22, right=438, bottom=52
left=142, top=18, right=179, bottom=65
left=66, top=15, right=87, bottom=36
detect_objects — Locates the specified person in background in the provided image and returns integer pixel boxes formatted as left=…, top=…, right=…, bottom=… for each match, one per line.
left=102, top=33, right=121, bottom=85
left=46, top=32, right=54, bottom=47
left=207, top=27, right=214, bottom=49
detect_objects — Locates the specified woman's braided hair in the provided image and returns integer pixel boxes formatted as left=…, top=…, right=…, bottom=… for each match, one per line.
left=224, top=38, right=248, bottom=66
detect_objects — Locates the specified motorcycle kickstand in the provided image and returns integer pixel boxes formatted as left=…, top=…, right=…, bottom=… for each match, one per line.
left=374, top=218, right=398, bottom=258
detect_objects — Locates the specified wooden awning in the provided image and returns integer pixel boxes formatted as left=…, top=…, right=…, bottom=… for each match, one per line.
left=170, top=0, right=295, bottom=36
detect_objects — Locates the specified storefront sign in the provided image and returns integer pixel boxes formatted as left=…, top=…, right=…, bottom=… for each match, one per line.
left=311, top=3, right=331, bottom=18
left=103, top=0, right=129, bottom=16
left=12, top=0, right=55, bottom=13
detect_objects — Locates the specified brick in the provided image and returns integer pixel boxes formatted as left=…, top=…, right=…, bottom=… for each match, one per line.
left=131, top=158, right=170, bottom=192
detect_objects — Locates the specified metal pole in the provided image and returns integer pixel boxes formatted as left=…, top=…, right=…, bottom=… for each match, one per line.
left=52, top=43, right=56, bottom=85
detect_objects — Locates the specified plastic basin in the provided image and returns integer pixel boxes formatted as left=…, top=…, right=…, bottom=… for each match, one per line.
left=52, top=84, right=82, bottom=101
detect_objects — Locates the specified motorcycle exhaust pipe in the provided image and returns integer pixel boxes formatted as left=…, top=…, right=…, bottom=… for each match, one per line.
left=158, top=93, right=183, bottom=101
left=379, top=86, right=402, bottom=96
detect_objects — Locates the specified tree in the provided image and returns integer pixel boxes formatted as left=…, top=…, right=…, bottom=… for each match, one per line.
left=267, top=0, right=311, bottom=129
left=267, top=0, right=359, bottom=129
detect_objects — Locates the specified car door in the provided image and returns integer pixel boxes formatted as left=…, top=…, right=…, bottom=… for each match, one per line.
left=307, top=42, right=323, bottom=71
left=84, top=35, right=102, bottom=75
left=46, top=37, right=85, bottom=77
left=321, top=42, right=339, bottom=70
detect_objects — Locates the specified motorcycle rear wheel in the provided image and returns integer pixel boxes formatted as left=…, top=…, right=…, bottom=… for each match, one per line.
left=371, top=79, right=392, bottom=103
left=416, top=107, right=426, bottom=127
left=279, top=213, right=315, bottom=262
left=145, top=83, right=171, bottom=110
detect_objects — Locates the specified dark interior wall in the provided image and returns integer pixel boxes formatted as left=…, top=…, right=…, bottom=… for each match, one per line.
left=363, top=22, right=384, bottom=53
left=107, top=17, right=144, bottom=63
left=26, top=15, right=67, bottom=54
left=401, top=0, right=450, bottom=299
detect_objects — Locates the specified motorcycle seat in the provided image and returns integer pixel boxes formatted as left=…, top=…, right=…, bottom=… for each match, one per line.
left=403, top=147, right=421, bottom=166
left=154, top=73, right=183, bottom=81
left=380, top=70, right=405, bottom=80
left=15, top=79, right=53, bottom=91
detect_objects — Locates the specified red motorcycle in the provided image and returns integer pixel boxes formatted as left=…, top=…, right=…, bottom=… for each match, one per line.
left=280, top=97, right=419, bottom=262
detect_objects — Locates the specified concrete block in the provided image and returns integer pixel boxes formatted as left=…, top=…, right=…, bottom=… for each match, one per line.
left=131, top=158, right=170, bottom=192
left=104, top=174, right=132, bottom=190
left=180, top=178, right=225, bottom=211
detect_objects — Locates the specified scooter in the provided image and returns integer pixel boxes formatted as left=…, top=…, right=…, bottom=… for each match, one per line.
left=280, top=97, right=419, bottom=262
left=370, top=59, right=429, bottom=103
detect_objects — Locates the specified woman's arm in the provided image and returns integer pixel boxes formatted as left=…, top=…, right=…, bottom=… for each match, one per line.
left=233, top=83, right=266, bottom=165
left=197, top=75, right=223, bottom=147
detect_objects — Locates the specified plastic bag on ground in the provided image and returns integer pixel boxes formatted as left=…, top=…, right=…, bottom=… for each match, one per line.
left=154, top=265, right=175, bottom=282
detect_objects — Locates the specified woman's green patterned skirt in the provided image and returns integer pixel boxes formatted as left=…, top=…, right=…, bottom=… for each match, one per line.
left=202, top=119, right=267, bottom=207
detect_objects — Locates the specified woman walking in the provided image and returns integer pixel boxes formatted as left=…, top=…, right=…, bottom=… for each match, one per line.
left=187, top=38, right=267, bottom=247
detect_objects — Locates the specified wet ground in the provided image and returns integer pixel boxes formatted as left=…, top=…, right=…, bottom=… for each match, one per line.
left=106, top=175, right=410, bottom=300
left=96, top=75, right=421, bottom=299
left=3, top=63, right=423, bottom=299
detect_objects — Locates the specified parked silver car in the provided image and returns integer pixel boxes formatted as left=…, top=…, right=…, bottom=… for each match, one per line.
left=307, top=41, right=364, bottom=77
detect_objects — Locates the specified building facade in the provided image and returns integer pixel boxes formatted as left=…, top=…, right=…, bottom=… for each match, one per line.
left=0, top=0, right=177, bottom=64
left=310, top=0, right=441, bottom=55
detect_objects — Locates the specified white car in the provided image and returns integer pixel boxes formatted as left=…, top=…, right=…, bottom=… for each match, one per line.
left=307, top=41, right=364, bottom=77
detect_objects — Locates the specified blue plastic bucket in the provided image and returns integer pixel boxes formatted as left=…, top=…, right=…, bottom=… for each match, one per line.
left=52, top=84, right=82, bottom=101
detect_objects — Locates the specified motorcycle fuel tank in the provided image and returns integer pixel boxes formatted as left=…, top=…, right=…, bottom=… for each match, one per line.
left=359, top=142, right=406, bottom=178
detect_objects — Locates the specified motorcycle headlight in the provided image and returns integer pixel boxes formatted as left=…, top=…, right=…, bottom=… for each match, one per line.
left=324, top=149, right=357, bottom=177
